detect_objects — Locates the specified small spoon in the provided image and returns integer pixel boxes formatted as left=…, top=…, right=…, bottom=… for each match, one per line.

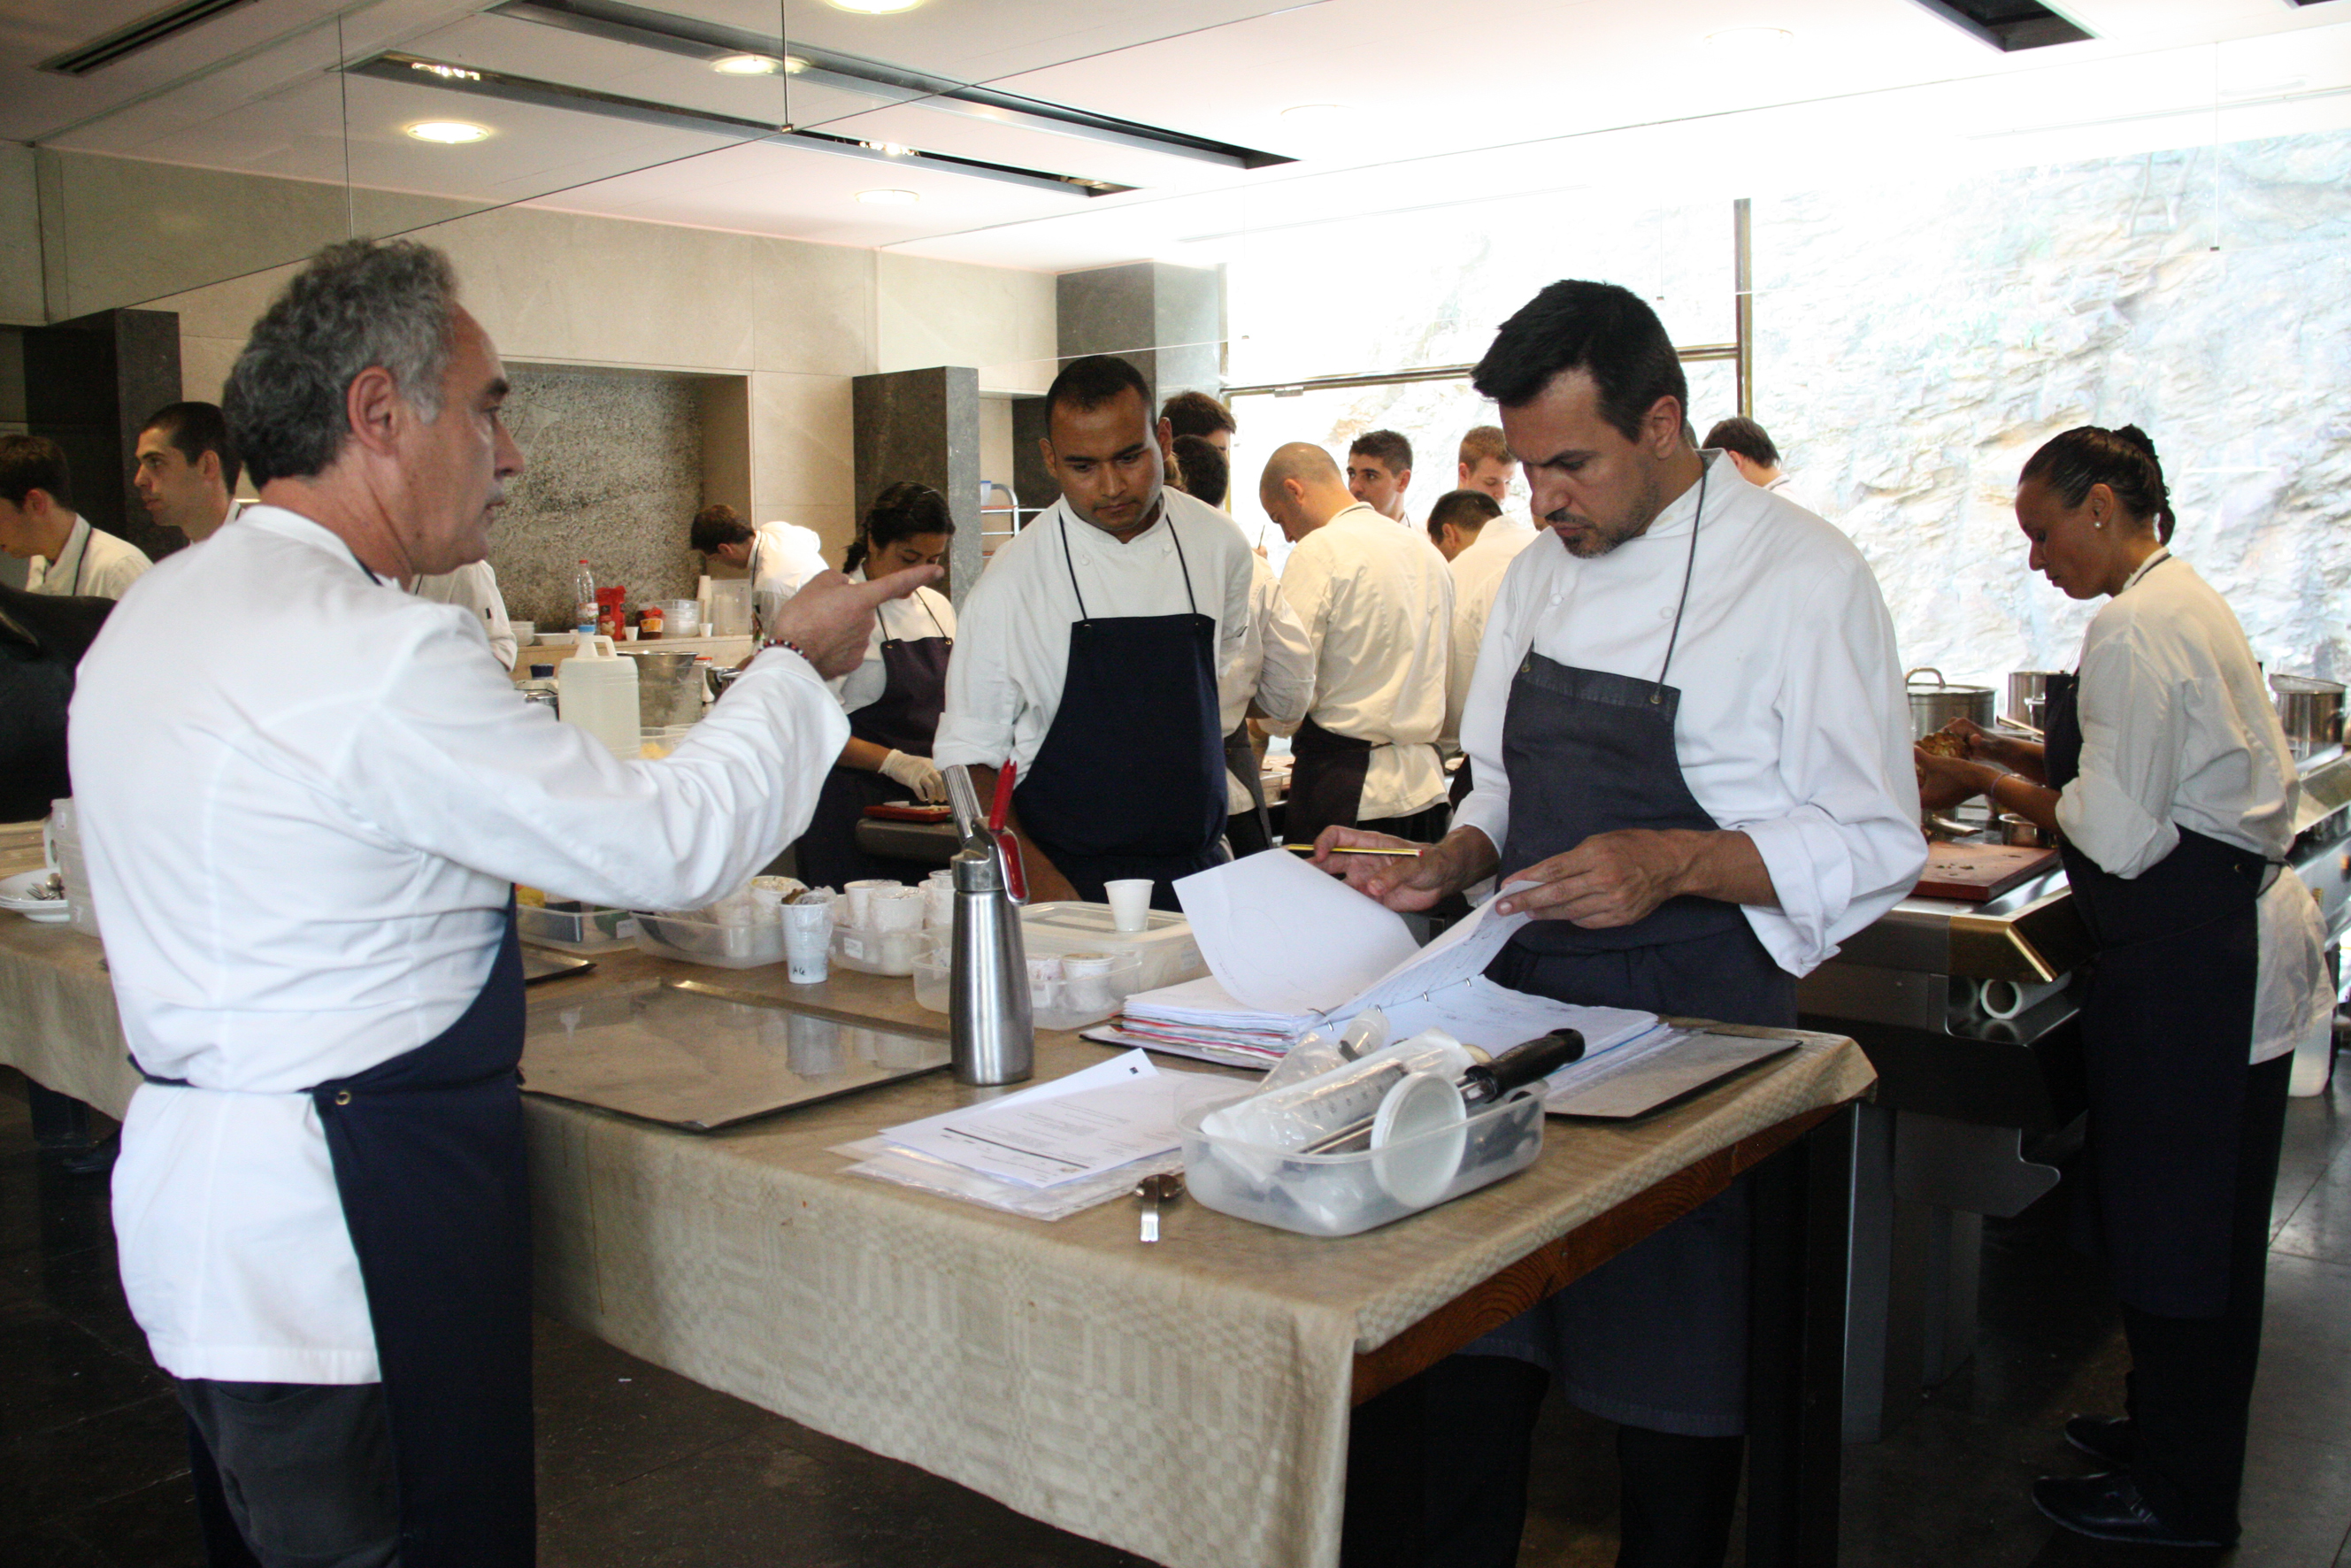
left=1134, top=1172, right=1183, bottom=1243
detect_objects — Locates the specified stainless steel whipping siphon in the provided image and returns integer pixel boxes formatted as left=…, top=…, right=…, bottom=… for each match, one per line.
left=942, top=765, right=1033, bottom=1086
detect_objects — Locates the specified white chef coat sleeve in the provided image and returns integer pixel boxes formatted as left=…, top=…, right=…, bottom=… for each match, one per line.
left=1449, top=561, right=1532, bottom=862
left=1249, top=569, right=1316, bottom=726
left=1726, top=564, right=1926, bottom=974
left=329, top=612, right=848, bottom=911
left=932, top=568, right=1023, bottom=772
left=2055, top=616, right=2183, bottom=879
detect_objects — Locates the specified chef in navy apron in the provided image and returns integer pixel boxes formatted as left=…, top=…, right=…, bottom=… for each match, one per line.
left=1914, top=425, right=2330, bottom=1551
left=1316, top=281, right=1923, bottom=1568
left=793, top=481, right=957, bottom=888
left=933, top=355, right=1276, bottom=910
left=67, top=238, right=933, bottom=1568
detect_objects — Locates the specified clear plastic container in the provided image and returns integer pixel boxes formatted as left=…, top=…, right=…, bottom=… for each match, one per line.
left=829, top=924, right=931, bottom=976
left=912, top=943, right=1143, bottom=1029
left=1179, top=1088, right=1547, bottom=1237
left=518, top=900, right=640, bottom=954
left=632, top=909, right=786, bottom=968
left=1018, top=902, right=1206, bottom=991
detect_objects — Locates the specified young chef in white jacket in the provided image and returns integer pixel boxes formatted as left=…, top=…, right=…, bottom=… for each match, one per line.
left=1915, top=426, right=2330, bottom=1550
left=933, top=354, right=1279, bottom=909
left=1319, top=281, right=1925, bottom=1568
left=68, top=238, right=933, bottom=1568
left=0, top=435, right=153, bottom=600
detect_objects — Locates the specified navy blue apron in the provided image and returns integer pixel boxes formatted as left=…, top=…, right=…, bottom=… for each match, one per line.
left=1286, top=715, right=1377, bottom=846
left=1225, top=720, right=1275, bottom=857
left=1013, top=511, right=1227, bottom=910
left=158, top=903, right=534, bottom=1567
left=2042, top=601, right=2268, bottom=1318
left=795, top=595, right=952, bottom=888
left=1466, top=460, right=1782, bottom=1437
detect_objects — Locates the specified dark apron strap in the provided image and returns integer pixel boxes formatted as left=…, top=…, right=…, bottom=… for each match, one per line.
left=313, top=903, right=535, bottom=1567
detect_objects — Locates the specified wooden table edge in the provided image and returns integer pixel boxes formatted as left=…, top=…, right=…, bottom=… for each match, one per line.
left=1348, top=1093, right=1860, bottom=1405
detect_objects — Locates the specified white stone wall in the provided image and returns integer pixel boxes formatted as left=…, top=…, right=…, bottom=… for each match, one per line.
left=1756, top=130, right=2351, bottom=688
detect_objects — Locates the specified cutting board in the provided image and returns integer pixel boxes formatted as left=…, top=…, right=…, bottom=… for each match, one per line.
left=1915, top=841, right=2060, bottom=903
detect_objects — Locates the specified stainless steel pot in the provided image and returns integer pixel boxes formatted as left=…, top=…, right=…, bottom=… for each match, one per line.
left=2272, top=674, right=2345, bottom=761
left=2005, top=671, right=2060, bottom=734
left=1906, top=667, right=1996, bottom=742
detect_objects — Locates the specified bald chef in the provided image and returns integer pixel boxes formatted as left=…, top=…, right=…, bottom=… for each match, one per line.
left=70, top=238, right=932, bottom=1568
left=1322, top=281, right=1923, bottom=1568
left=934, top=354, right=1287, bottom=908
left=1258, top=442, right=1454, bottom=845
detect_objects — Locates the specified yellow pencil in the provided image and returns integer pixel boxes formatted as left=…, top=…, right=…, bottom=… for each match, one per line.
left=1282, top=843, right=1423, bottom=857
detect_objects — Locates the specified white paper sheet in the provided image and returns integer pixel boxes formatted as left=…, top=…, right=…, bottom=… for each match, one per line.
left=1172, top=850, right=1420, bottom=1014
left=880, top=1050, right=1233, bottom=1188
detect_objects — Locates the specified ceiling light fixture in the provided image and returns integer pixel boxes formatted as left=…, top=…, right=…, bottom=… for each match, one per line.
left=857, top=188, right=920, bottom=204
left=1703, top=27, right=1793, bottom=50
left=826, top=0, right=921, bottom=13
left=711, top=52, right=779, bottom=74
left=404, top=119, right=491, bottom=142
left=411, top=60, right=484, bottom=81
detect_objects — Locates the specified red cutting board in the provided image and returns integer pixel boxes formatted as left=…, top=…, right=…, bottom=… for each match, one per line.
left=1914, top=841, right=2060, bottom=903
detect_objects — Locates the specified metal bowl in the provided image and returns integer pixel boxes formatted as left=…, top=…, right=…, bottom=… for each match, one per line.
left=1999, top=813, right=2053, bottom=849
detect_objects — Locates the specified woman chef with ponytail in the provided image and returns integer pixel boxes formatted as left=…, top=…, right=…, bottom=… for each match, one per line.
left=1916, top=425, right=2332, bottom=1551
left=791, top=482, right=957, bottom=888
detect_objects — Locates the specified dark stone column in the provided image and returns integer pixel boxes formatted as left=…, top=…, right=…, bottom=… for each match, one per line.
left=23, top=308, right=182, bottom=562
left=1037, top=260, right=1224, bottom=520
left=853, top=365, right=981, bottom=608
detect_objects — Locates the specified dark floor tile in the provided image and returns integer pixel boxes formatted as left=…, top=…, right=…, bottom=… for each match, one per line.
left=1517, top=1396, right=1624, bottom=1567
left=2248, top=1252, right=2351, bottom=1448
left=0, top=1389, right=190, bottom=1518
left=0, top=1298, right=172, bottom=1443
left=0, top=1236, right=146, bottom=1357
left=532, top=1314, right=766, bottom=1506
left=2274, top=1133, right=2351, bottom=1265
left=0, top=1518, right=114, bottom=1568
left=541, top=1423, right=1153, bottom=1568
left=1840, top=1403, right=2056, bottom=1568
left=2234, top=1426, right=2351, bottom=1568
left=0, top=1147, right=119, bottom=1265
left=65, top=1471, right=209, bottom=1568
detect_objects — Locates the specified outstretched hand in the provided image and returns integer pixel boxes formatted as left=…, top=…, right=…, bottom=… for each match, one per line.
left=765, top=565, right=942, bottom=679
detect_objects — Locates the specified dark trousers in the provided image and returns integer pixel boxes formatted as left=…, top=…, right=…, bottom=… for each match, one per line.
left=179, top=1380, right=400, bottom=1568
left=2120, top=1050, right=2292, bottom=1542
left=1342, top=1358, right=1744, bottom=1568
left=1361, top=802, right=1452, bottom=846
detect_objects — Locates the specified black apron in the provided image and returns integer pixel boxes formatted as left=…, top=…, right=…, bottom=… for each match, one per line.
left=163, top=904, right=535, bottom=1566
left=2044, top=629, right=2267, bottom=1318
left=1464, top=460, right=1780, bottom=1437
left=795, top=596, right=952, bottom=888
left=1225, top=721, right=1275, bottom=857
left=1286, top=715, right=1377, bottom=845
left=1013, top=512, right=1227, bottom=910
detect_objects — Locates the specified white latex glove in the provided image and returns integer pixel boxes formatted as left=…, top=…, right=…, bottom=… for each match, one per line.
left=880, top=749, right=947, bottom=803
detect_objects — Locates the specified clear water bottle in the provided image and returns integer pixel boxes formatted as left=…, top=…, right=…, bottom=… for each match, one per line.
left=572, top=560, right=597, bottom=634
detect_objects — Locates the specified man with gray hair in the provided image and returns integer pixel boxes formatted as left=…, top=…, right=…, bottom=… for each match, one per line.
left=70, top=238, right=933, bottom=1567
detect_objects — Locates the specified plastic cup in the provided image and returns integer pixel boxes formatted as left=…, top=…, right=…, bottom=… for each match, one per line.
left=1103, top=878, right=1152, bottom=934
left=1026, top=956, right=1064, bottom=1009
left=781, top=902, right=832, bottom=984
left=922, top=880, right=956, bottom=929
left=1059, top=952, right=1116, bottom=1014
left=869, top=887, right=925, bottom=933
left=843, top=879, right=895, bottom=928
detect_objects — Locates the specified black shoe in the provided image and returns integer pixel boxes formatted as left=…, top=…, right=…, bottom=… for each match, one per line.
left=54, top=1131, right=119, bottom=1178
left=2032, top=1472, right=2232, bottom=1549
left=2063, top=1414, right=2132, bottom=1469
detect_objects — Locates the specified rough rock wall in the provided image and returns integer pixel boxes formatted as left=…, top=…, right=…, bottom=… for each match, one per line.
left=490, top=365, right=703, bottom=632
left=1757, top=130, right=2351, bottom=688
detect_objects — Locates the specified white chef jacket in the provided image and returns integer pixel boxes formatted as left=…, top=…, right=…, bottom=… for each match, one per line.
left=828, top=564, right=956, bottom=717
left=2055, top=549, right=2329, bottom=1064
left=749, top=519, right=831, bottom=599
left=1279, top=503, right=1453, bottom=821
left=933, top=488, right=1260, bottom=775
left=1456, top=455, right=1925, bottom=976
left=69, top=503, right=848, bottom=1384
left=411, top=557, right=519, bottom=670
left=28, top=514, right=152, bottom=601
left=1444, top=519, right=1541, bottom=746
left=1220, top=552, right=1316, bottom=812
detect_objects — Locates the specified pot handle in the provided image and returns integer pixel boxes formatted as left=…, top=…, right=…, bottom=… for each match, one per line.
left=1905, top=665, right=1947, bottom=691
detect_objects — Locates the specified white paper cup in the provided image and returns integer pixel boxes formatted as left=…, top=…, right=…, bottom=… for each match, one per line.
left=781, top=902, right=833, bottom=983
left=1103, top=878, right=1152, bottom=933
left=922, top=880, right=956, bottom=929
left=1059, top=952, right=1116, bottom=1013
left=843, top=879, right=896, bottom=928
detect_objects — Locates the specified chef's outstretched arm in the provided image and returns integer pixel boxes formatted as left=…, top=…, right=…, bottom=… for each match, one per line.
left=1495, top=829, right=1776, bottom=928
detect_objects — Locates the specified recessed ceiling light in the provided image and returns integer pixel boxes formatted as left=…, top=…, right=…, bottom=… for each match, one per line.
left=404, top=119, right=491, bottom=143
left=1704, top=27, right=1794, bottom=50
left=1280, top=103, right=1348, bottom=122
left=857, top=188, right=920, bottom=204
left=711, top=53, right=781, bottom=75
left=826, top=0, right=922, bottom=13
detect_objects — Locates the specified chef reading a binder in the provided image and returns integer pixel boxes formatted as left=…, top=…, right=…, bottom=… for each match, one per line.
left=1316, top=280, right=1925, bottom=1568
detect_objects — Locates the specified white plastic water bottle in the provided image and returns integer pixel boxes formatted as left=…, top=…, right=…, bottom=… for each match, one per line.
left=572, top=560, right=597, bottom=634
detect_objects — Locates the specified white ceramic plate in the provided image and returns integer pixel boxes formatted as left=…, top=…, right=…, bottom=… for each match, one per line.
left=0, top=868, right=72, bottom=922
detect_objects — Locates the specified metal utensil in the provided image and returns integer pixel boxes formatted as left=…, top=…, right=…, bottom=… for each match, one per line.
left=1134, top=1172, right=1182, bottom=1242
